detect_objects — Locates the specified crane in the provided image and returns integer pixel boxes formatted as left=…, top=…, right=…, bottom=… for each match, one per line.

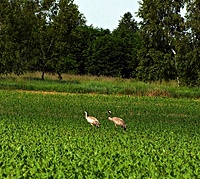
left=84, top=111, right=100, bottom=127
left=107, top=110, right=126, bottom=130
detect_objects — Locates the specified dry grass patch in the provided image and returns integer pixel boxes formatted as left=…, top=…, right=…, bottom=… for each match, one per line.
left=146, top=89, right=172, bottom=97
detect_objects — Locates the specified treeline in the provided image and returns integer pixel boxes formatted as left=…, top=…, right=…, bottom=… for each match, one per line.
left=0, top=0, right=199, bottom=86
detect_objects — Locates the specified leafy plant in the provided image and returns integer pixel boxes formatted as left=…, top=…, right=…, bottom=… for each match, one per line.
left=0, top=90, right=199, bottom=178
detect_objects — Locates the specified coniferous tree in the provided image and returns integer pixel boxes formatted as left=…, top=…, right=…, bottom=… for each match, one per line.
left=86, top=34, right=124, bottom=77
left=71, top=25, right=110, bottom=75
left=113, top=12, right=141, bottom=78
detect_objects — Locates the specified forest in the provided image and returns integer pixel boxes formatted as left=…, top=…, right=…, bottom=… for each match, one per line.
left=0, top=0, right=199, bottom=86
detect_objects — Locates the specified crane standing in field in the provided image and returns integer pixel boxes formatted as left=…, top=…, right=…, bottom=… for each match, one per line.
left=84, top=111, right=100, bottom=127
left=107, top=110, right=126, bottom=130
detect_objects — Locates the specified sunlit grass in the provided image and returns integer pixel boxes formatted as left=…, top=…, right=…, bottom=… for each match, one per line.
left=1, top=72, right=199, bottom=98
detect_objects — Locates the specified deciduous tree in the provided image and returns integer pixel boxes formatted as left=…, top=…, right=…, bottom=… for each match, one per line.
left=137, top=0, right=185, bottom=83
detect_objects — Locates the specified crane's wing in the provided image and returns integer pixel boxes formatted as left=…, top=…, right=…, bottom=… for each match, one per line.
left=112, top=117, right=126, bottom=126
left=88, top=116, right=99, bottom=123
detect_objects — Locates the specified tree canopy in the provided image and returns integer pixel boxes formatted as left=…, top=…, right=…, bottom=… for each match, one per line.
left=0, top=0, right=199, bottom=86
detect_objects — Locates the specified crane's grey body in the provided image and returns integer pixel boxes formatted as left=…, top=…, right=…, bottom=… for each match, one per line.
left=108, top=111, right=126, bottom=130
left=84, top=111, right=100, bottom=127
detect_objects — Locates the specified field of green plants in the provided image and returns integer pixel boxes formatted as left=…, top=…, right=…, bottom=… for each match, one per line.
left=0, top=84, right=200, bottom=178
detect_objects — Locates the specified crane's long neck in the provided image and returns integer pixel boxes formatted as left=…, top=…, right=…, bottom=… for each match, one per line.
left=108, top=116, right=113, bottom=121
left=85, top=112, right=88, bottom=119
left=108, top=112, right=113, bottom=121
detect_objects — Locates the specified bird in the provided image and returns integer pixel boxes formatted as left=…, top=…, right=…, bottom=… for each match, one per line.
left=107, top=110, right=126, bottom=130
left=84, top=111, right=100, bottom=127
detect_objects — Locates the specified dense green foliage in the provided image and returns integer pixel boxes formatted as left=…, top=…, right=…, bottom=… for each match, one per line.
left=0, top=0, right=200, bottom=86
left=136, top=0, right=199, bottom=86
left=0, top=90, right=199, bottom=178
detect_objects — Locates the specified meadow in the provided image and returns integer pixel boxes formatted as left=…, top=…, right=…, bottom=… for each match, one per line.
left=1, top=72, right=200, bottom=98
left=0, top=73, right=200, bottom=178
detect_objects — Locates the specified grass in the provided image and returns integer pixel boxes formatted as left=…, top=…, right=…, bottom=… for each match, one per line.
left=0, top=90, right=199, bottom=178
left=1, top=72, right=200, bottom=98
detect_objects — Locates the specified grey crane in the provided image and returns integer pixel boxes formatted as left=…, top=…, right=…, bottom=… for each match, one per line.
left=107, top=111, right=126, bottom=130
left=84, top=111, right=100, bottom=127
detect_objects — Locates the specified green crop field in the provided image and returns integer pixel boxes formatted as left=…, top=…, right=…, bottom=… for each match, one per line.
left=0, top=87, right=200, bottom=178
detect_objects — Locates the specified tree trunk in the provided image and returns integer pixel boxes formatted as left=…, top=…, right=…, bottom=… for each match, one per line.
left=57, top=72, right=62, bottom=80
left=41, top=71, right=45, bottom=80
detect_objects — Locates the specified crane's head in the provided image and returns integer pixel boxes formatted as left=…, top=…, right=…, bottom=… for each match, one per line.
left=108, top=110, right=112, bottom=114
left=107, top=111, right=113, bottom=120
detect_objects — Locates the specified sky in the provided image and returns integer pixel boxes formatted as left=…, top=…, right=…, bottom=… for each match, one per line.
left=73, top=0, right=140, bottom=31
